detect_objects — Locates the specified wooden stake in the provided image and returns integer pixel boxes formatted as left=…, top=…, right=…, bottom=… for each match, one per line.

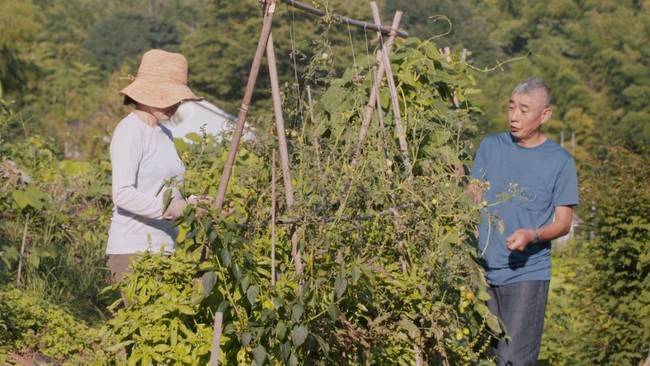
left=213, top=0, right=278, bottom=212
left=271, top=150, right=277, bottom=286
left=267, top=31, right=303, bottom=277
left=370, top=4, right=412, bottom=182
left=267, top=31, right=296, bottom=207
left=209, top=311, right=223, bottom=366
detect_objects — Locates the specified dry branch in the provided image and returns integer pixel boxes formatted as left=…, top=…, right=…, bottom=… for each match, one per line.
left=278, top=0, right=409, bottom=38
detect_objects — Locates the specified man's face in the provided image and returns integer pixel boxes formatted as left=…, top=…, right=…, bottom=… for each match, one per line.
left=508, top=89, right=551, bottom=144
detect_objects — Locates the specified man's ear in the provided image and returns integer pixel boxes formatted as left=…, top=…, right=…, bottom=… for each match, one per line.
left=540, top=107, right=553, bottom=125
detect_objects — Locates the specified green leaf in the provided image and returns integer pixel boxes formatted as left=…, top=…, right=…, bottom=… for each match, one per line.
left=280, top=341, right=291, bottom=361
left=352, top=265, right=361, bottom=285
left=313, top=333, right=330, bottom=354
left=486, top=315, right=502, bottom=333
left=174, top=137, right=188, bottom=150
left=276, top=321, right=287, bottom=340
left=59, top=160, right=91, bottom=175
left=162, top=188, right=172, bottom=212
left=289, top=353, right=298, bottom=366
left=11, top=189, right=31, bottom=209
left=220, top=248, right=231, bottom=267
left=12, top=185, right=44, bottom=210
left=399, top=317, right=419, bottom=333
left=291, top=303, right=304, bottom=323
left=252, top=344, right=267, bottom=366
left=334, top=273, right=347, bottom=299
left=184, top=132, right=203, bottom=143
left=240, top=274, right=250, bottom=292
left=241, top=331, right=252, bottom=346
left=291, top=325, right=308, bottom=347
left=476, top=289, right=491, bottom=301
left=105, top=340, right=135, bottom=352
left=202, top=271, right=217, bottom=297
left=328, top=302, right=339, bottom=321
left=247, top=284, right=259, bottom=305
left=473, top=302, right=489, bottom=315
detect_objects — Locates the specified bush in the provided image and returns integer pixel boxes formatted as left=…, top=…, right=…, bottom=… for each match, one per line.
left=0, top=286, right=100, bottom=361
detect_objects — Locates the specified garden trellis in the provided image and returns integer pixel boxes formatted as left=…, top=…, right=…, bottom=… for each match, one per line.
left=205, top=0, right=422, bottom=363
left=209, top=0, right=412, bottom=259
left=212, top=0, right=409, bottom=217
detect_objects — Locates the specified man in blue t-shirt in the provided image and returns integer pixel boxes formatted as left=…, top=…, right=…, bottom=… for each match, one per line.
left=469, top=77, right=579, bottom=365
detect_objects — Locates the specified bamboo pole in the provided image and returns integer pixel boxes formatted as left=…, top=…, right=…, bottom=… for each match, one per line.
left=209, top=311, right=223, bottom=366
left=213, top=0, right=278, bottom=212
left=266, top=31, right=295, bottom=207
left=278, top=0, right=409, bottom=39
left=370, top=4, right=412, bottom=182
left=266, top=31, right=303, bottom=277
left=271, top=150, right=277, bottom=286
left=349, top=9, right=402, bottom=170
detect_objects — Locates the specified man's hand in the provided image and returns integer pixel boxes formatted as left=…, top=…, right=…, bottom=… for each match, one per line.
left=506, top=229, right=536, bottom=251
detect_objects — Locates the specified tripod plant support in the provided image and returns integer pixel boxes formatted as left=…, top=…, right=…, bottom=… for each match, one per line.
left=213, top=0, right=279, bottom=212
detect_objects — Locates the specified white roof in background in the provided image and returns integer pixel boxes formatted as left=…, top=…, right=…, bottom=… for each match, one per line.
left=163, top=100, right=254, bottom=142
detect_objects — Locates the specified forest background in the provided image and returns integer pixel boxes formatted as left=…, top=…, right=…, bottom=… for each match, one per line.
left=0, top=0, right=648, bottom=365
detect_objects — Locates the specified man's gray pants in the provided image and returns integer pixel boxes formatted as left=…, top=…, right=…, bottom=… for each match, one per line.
left=487, top=280, right=550, bottom=366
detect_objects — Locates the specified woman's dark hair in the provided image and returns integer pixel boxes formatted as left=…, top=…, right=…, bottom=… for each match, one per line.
left=123, top=95, right=137, bottom=106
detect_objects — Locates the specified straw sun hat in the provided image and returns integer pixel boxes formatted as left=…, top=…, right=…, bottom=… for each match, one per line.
left=119, top=49, right=202, bottom=109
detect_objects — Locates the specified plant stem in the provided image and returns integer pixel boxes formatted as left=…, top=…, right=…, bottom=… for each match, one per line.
left=16, top=212, right=30, bottom=288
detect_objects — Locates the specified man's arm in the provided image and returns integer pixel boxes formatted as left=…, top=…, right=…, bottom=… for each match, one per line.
left=506, top=205, right=573, bottom=251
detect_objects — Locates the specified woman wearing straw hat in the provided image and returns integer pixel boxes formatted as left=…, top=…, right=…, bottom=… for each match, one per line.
left=106, top=49, right=202, bottom=284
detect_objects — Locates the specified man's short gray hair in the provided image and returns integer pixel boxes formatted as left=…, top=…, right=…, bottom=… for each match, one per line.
left=512, top=77, right=551, bottom=107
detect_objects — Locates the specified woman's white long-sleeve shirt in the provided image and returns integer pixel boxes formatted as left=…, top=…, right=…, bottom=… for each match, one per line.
left=106, top=113, right=185, bottom=254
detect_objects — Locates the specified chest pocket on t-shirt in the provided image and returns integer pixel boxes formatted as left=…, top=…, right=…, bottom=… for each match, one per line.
left=517, top=187, right=553, bottom=211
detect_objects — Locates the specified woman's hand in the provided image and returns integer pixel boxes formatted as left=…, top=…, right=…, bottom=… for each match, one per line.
left=162, top=199, right=188, bottom=220
left=163, top=196, right=213, bottom=220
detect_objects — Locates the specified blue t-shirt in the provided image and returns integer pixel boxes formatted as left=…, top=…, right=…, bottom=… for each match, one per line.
left=470, top=133, right=579, bottom=286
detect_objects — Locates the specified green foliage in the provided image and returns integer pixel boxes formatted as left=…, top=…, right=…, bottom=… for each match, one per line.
left=0, top=286, right=100, bottom=361
left=0, top=0, right=41, bottom=97
left=0, top=96, right=113, bottom=315
left=102, top=251, right=211, bottom=365
left=86, top=12, right=181, bottom=71
left=470, top=0, right=650, bottom=152
left=102, top=36, right=498, bottom=365
left=183, top=0, right=384, bottom=115
left=541, top=145, right=650, bottom=365
left=381, top=0, right=500, bottom=67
